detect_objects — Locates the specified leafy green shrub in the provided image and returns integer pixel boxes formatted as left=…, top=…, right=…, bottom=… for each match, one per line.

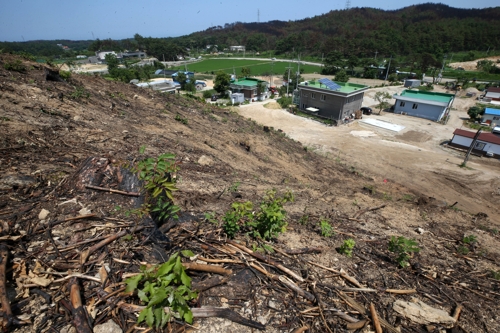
left=223, top=201, right=253, bottom=238
left=249, top=190, right=294, bottom=240
left=222, top=190, right=293, bottom=240
left=339, top=239, right=355, bottom=257
left=388, top=236, right=420, bottom=268
left=319, top=219, right=334, bottom=237
left=277, top=96, right=292, bottom=108
left=202, top=90, right=215, bottom=99
left=133, top=151, right=180, bottom=222
left=59, top=70, right=71, bottom=80
left=462, top=235, right=477, bottom=244
left=125, top=250, right=198, bottom=328
left=457, top=246, right=470, bottom=255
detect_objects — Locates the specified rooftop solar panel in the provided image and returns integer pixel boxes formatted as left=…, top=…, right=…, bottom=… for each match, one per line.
left=318, top=78, right=341, bottom=91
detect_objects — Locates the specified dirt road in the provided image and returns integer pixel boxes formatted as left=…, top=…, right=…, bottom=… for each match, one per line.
left=238, top=85, right=500, bottom=222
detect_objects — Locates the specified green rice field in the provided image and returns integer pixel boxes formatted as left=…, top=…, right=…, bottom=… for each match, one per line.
left=171, top=59, right=321, bottom=76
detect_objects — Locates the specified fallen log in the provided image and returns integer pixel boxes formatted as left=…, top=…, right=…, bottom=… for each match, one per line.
left=69, top=277, right=93, bottom=333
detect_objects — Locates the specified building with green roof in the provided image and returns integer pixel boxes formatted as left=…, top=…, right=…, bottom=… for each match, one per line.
left=392, top=90, right=455, bottom=122
left=295, top=79, right=369, bottom=125
left=230, top=78, right=269, bottom=101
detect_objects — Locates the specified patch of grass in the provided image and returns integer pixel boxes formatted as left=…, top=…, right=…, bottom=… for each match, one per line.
left=3, top=60, right=26, bottom=72
left=383, top=192, right=393, bottom=201
left=228, top=181, right=240, bottom=192
left=457, top=246, right=470, bottom=255
left=491, top=270, right=500, bottom=280
left=363, top=185, right=375, bottom=195
left=70, top=86, right=90, bottom=99
left=175, top=114, right=188, bottom=124
left=401, top=194, right=414, bottom=202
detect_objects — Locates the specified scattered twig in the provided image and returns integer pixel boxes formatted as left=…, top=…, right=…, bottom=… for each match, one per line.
left=352, top=204, right=386, bottom=219
left=85, top=184, right=140, bottom=196
left=226, top=240, right=304, bottom=282
left=0, top=244, right=13, bottom=331
left=369, top=303, right=383, bottom=333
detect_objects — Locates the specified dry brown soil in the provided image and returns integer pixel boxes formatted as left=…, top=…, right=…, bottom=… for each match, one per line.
left=0, top=54, right=499, bottom=333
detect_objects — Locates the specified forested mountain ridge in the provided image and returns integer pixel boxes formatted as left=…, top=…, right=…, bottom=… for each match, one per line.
left=178, top=3, right=500, bottom=57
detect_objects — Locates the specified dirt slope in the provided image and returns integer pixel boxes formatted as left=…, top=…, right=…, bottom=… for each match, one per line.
left=0, top=54, right=499, bottom=333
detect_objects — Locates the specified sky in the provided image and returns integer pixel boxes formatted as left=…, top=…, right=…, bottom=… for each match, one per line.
left=0, top=0, right=498, bottom=42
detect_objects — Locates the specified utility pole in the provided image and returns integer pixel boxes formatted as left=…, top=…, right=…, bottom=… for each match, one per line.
left=286, top=63, right=292, bottom=96
left=462, top=129, right=482, bottom=167
left=384, top=55, right=392, bottom=82
left=374, top=51, right=378, bottom=60
left=296, top=55, right=301, bottom=90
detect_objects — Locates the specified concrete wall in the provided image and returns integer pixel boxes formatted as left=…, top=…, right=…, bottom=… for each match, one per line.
left=394, top=99, right=446, bottom=121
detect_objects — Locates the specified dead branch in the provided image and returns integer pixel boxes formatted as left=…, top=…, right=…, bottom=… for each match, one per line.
left=385, top=288, right=416, bottom=294
left=33, top=214, right=97, bottom=233
left=0, top=244, right=13, bottom=331
left=352, top=204, right=386, bottom=219
left=285, top=247, right=323, bottom=255
left=69, top=277, right=93, bottom=333
left=369, top=303, right=383, bottom=333
left=226, top=240, right=304, bottom=282
left=80, top=226, right=144, bottom=264
left=291, top=326, right=309, bottom=333
left=183, top=262, right=232, bottom=275
left=307, top=261, right=363, bottom=288
left=85, top=184, right=140, bottom=196
left=192, top=275, right=228, bottom=292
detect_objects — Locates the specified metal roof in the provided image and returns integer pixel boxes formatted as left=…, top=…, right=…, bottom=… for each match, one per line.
left=399, top=90, right=454, bottom=104
left=453, top=128, right=500, bottom=145
left=484, top=108, right=500, bottom=116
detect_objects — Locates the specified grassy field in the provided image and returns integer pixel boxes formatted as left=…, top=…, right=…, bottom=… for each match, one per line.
left=171, top=59, right=321, bottom=76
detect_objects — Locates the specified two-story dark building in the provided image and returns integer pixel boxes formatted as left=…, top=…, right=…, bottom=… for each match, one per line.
left=294, top=79, right=369, bottom=125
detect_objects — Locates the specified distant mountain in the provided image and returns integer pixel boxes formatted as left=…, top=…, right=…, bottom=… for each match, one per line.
left=174, top=3, right=500, bottom=57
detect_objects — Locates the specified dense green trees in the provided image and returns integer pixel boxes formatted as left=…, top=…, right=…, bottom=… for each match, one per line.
left=214, top=71, right=231, bottom=96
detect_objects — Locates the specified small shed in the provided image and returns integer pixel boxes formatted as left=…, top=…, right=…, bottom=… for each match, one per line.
left=404, top=79, right=421, bottom=88
left=231, top=93, right=244, bottom=104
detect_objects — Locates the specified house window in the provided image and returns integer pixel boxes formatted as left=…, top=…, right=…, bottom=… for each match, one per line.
left=302, top=93, right=309, bottom=97
left=412, top=104, right=418, bottom=109
left=475, top=142, right=486, bottom=150
left=320, top=94, right=326, bottom=101
left=400, top=101, right=405, bottom=107
left=311, top=93, right=315, bottom=99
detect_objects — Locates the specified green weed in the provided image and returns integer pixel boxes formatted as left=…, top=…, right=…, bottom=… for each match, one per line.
left=463, top=235, right=477, bottom=244
left=388, top=236, right=420, bottom=268
left=339, top=239, right=355, bottom=257
left=320, top=219, right=334, bottom=237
